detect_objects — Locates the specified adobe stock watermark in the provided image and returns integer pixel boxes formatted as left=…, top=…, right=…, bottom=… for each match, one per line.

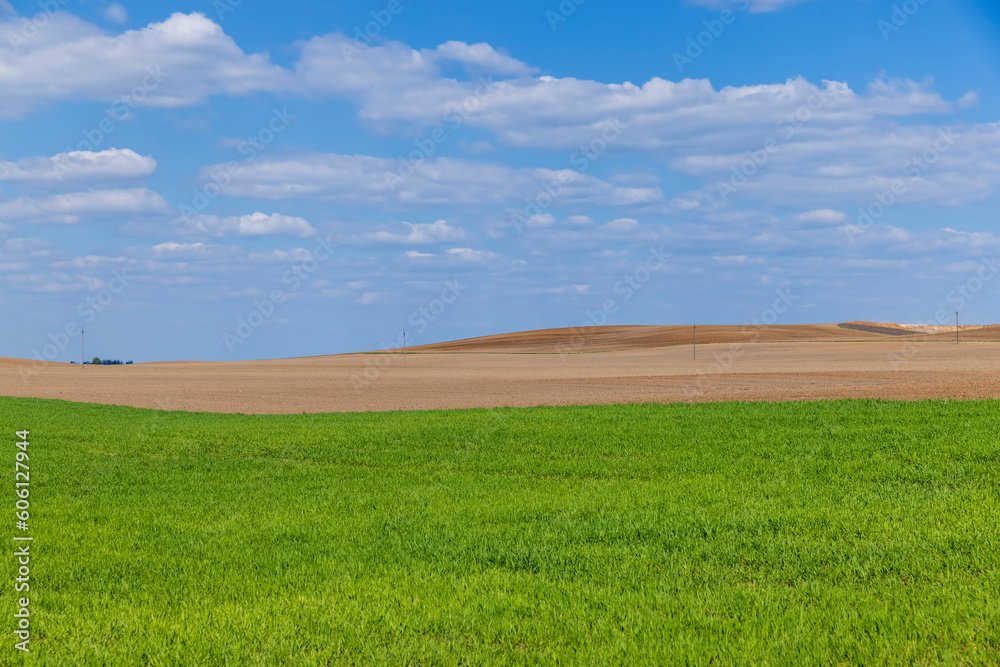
left=878, top=0, right=930, bottom=41
left=715, top=84, right=833, bottom=203
left=510, top=117, right=627, bottom=233
left=405, top=280, right=466, bottom=336
left=51, top=65, right=169, bottom=182
left=842, top=127, right=956, bottom=244
left=684, top=287, right=800, bottom=397
left=180, top=107, right=296, bottom=222
left=223, top=237, right=335, bottom=353
left=556, top=245, right=672, bottom=361
left=213, top=0, right=244, bottom=21
left=384, top=76, right=505, bottom=191
left=673, top=0, right=750, bottom=73
left=13, top=429, right=33, bottom=653
left=888, top=254, right=998, bottom=370
left=6, top=0, right=72, bottom=55
left=351, top=279, right=467, bottom=392
left=339, top=0, right=415, bottom=62
left=546, top=0, right=588, bottom=30
left=18, top=268, right=134, bottom=384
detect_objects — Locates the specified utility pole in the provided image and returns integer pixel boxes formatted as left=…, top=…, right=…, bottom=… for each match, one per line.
left=81, top=329, right=85, bottom=366
left=693, top=323, right=696, bottom=360
left=403, top=330, right=406, bottom=368
left=956, top=311, right=959, bottom=344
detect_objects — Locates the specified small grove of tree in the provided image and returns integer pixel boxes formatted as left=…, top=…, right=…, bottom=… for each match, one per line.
left=85, top=358, right=133, bottom=365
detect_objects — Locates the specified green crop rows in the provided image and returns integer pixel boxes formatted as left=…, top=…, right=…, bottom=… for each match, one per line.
left=1, top=396, right=998, bottom=664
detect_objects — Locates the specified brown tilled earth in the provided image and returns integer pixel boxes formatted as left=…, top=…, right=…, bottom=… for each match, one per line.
left=3, top=324, right=1000, bottom=414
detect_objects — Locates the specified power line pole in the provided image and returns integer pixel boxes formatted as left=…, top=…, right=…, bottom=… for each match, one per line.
left=956, top=311, right=959, bottom=345
left=693, top=323, right=696, bottom=360
left=81, top=329, right=85, bottom=367
left=403, top=330, right=406, bottom=368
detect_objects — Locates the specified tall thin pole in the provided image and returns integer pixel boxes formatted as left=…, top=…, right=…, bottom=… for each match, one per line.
left=403, top=330, right=406, bottom=368
left=693, top=323, right=696, bottom=360
left=81, top=329, right=85, bottom=366
left=956, top=311, right=959, bottom=344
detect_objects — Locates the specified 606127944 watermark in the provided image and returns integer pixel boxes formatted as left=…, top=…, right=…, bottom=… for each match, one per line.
left=12, top=429, right=33, bottom=653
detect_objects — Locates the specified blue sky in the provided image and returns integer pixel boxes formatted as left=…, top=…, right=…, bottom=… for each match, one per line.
left=1, top=0, right=999, bottom=362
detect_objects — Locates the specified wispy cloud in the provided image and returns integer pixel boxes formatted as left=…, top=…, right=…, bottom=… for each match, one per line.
left=0, top=188, right=169, bottom=224
left=685, top=0, right=824, bottom=12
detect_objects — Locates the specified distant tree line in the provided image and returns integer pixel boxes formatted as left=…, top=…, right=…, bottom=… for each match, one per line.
left=73, top=358, right=133, bottom=365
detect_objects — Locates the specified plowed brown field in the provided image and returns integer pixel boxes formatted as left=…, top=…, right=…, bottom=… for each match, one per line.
left=396, top=324, right=894, bottom=353
left=3, top=324, right=999, bottom=413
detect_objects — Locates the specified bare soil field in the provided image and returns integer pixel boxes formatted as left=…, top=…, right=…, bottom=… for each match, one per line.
left=397, top=323, right=896, bottom=353
left=3, top=324, right=1000, bottom=413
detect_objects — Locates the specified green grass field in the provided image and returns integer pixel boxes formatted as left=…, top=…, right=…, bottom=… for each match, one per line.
left=2, top=396, right=999, bottom=665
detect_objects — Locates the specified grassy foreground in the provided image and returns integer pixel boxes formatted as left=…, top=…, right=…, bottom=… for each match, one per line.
left=2, top=397, right=999, bottom=665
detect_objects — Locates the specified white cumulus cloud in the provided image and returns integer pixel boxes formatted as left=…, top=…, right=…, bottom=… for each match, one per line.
left=0, top=148, right=156, bottom=188
left=369, top=219, right=466, bottom=244
left=0, top=188, right=169, bottom=224
left=796, top=209, right=847, bottom=224
left=205, top=153, right=664, bottom=209
left=0, top=12, right=287, bottom=119
left=175, top=212, right=316, bottom=238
